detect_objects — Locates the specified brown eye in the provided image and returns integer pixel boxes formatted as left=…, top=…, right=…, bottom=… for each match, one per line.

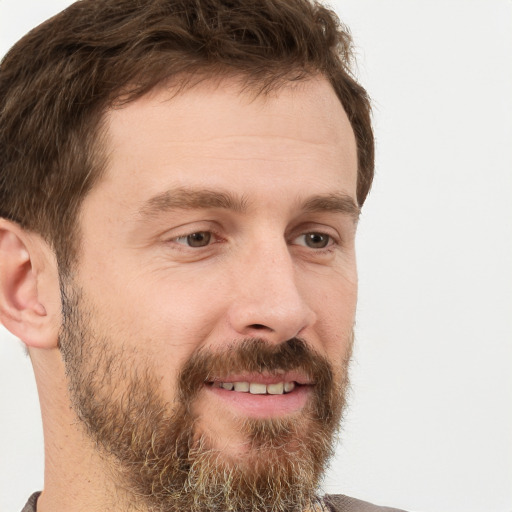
left=183, top=232, right=212, bottom=247
left=302, top=232, right=330, bottom=249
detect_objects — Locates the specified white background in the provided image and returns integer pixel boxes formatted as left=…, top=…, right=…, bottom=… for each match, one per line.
left=1, top=1, right=511, bottom=511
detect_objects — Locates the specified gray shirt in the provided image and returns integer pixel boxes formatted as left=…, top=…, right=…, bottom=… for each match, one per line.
left=22, top=491, right=407, bottom=511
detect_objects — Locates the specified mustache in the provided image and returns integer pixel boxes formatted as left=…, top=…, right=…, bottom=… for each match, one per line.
left=177, top=337, right=335, bottom=402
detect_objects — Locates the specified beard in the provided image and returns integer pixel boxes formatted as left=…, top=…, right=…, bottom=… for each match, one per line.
left=58, top=278, right=353, bottom=512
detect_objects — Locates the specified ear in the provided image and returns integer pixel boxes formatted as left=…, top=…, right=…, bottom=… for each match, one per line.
left=0, top=219, right=61, bottom=349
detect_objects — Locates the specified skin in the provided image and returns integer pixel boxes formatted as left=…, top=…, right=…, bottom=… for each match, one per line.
left=0, top=75, right=358, bottom=511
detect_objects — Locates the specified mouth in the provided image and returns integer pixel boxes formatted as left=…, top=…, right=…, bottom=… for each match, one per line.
left=209, top=380, right=297, bottom=395
left=204, top=374, right=312, bottom=418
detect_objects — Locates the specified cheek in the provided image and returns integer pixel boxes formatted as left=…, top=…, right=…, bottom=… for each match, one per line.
left=87, top=259, right=227, bottom=337
left=301, top=262, right=357, bottom=316
left=300, top=264, right=357, bottom=352
left=77, top=271, right=229, bottom=397
left=146, top=273, right=231, bottom=342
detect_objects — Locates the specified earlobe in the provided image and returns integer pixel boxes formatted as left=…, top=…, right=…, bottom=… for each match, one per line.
left=0, top=220, right=61, bottom=349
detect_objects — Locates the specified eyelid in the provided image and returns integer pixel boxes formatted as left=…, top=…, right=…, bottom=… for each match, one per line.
left=160, top=219, right=216, bottom=238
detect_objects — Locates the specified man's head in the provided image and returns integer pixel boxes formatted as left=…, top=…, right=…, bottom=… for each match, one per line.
left=0, top=1, right=373, bottom=511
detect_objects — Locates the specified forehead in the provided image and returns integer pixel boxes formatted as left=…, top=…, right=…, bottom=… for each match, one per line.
left=92, top=76, right=357, bottom=215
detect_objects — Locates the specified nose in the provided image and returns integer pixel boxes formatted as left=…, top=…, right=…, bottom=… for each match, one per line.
left=226, top=238, right=317, bottom=343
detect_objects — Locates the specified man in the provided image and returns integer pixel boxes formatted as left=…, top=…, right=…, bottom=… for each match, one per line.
left=0, top=0, right=404, bottom=511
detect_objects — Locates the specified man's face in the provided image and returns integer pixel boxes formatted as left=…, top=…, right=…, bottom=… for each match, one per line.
left=60, top=76, right=359, bottom=511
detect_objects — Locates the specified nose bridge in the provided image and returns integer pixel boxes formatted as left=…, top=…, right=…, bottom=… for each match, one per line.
left=227, top=233, right=316, bottom=341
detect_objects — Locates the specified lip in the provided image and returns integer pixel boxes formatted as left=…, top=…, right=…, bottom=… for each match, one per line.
left=204, top=373, right=313, bottom=418
left=207, top=372, right=313, bottom=386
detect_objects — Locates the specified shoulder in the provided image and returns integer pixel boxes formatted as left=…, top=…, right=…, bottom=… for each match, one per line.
left=323, top=494, right=408, bottom=512
left=21, top=492, right=41, bottom=512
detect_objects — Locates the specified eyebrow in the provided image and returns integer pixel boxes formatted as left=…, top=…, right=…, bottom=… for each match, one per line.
left=138, top=188, right=249, bottom=217
left=137, top=187, right=359, bottom=221
left=302, top=193, right=360, bottom=221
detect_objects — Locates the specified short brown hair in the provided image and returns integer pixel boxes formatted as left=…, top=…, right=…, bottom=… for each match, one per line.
left=0, top=0, right=374, bottom=270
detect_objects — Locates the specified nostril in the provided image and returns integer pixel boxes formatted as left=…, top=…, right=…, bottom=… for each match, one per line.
left=249, top=324, right=269, bottom=330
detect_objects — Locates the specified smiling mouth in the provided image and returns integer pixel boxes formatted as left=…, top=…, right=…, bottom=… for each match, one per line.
left=204, top=375, right=312, bottom=417
left=209, top=381, right=298, bottom=395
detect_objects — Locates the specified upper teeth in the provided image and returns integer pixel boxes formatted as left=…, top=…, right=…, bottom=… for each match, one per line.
left=217, top=381, right=296, bottom=395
